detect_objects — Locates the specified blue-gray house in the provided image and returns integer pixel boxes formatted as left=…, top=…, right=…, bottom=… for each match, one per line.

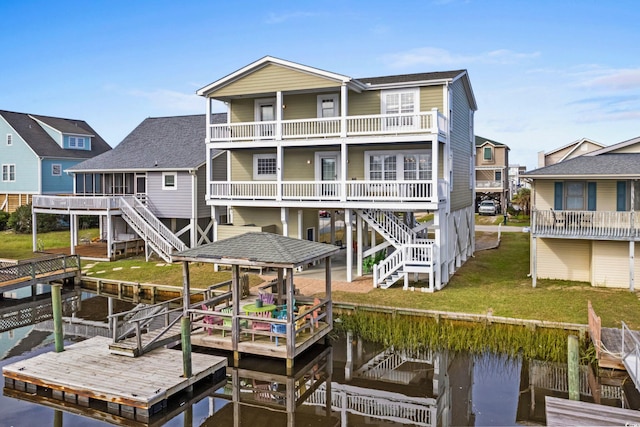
left=0, top=110, right=111, bottom=212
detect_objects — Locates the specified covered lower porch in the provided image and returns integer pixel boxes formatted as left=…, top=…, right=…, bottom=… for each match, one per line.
left=174, top=232, right=339, bottom=373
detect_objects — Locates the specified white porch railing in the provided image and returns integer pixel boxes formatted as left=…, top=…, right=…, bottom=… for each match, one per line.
left=532, top=209, right=640, bottom=239
left=208, top=111, right=446, bottom=142
left=33, top=195, right=121, bottom=210
left=119, top=198, right=174, bottom=262
left=123, top=196, right=186, bottom=252
left=208, top=181, right=435, bottom=202
left=476, top=180, right=503, bottom=189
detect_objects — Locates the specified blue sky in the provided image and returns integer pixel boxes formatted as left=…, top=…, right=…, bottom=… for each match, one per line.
left=2, top=0, right=639, bottom=169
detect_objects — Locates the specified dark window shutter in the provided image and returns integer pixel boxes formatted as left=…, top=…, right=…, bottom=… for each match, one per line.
left=554, top=182, right=563, bottom=210
left=617, top=181, right=627, bottom=211
left=587, top=182, right=597, bottom=211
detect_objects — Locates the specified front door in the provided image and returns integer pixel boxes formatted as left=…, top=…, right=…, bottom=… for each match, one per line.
left=316, top=152, right=340, bottom=197
left=135, top=173, right=147, bottom=203
left=255, top=98, right=276, bottom=137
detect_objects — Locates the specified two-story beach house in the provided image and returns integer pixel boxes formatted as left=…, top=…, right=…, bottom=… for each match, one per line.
left=197, top=56, right=477, bottom=291
left=32, top=115, right=227, bottom=262
left=475, top=136, right=509, bottom=213
left=524, top=135, right=640, bottom=289
left=0, top=110, right=111, bottom=212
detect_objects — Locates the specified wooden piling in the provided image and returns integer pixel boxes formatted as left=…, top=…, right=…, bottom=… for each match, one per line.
left=568, top=334, right=579, bottom=400
left=181, top=316, right=192, bottom=379
left=52, top=284, right=64, bottom=353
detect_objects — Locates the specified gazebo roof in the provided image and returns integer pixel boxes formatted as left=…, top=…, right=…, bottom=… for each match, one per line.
left=172, top=232, right=339, bottom=268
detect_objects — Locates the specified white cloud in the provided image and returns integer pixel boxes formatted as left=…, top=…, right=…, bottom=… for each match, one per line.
left=127, top=88, right=203, bottom=112
left=382, top=47, right=540, bottom=68
left=579, top=68, right=640, bottom=91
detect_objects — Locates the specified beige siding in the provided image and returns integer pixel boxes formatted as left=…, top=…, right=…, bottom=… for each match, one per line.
left=477, top=145, right=507, bottom=167
left=605, top=142, right=640, bottom=154
left=592, top=241, right=634, bottom=288
left=420, top=86, right=444, bottom=112
left=211, top=154, right=227, bottom=181
left=230, top=98, right=254, bottom=123
left=349, top=91, right=380, bottom=116
left=232, top=206, right=317, bottom=239
left=546, top=147, right=572, bottom=166
left=282, top=93, right=324, bottom=120
left=536, top=238, right=591, bottom=282
left=348, top=146, right=367, bottom=180
left=217, top=223, right=277, bottom=241
left=449, top=78, right=474, bottom=211
left=231, top=150, right=276, bottom=181
left=283, top=148, right=316, bottom=180
left=533, top=180, right=618, bottom=211
left=212, top=64, right=339, bottom=98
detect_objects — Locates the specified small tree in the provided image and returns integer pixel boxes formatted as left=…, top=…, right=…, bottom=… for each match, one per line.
left=512, top=188, right=531, bottom=216
left=0, top=211, right=9, bottom=231
left=8, top=204, right=32, bottom=233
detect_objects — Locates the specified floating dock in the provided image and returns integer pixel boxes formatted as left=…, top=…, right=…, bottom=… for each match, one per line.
left=3, top=336, right=226, bottom=422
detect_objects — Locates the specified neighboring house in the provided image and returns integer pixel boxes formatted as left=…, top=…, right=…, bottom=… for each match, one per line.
left=537, top=137, right=605, bottom=168
left=0, top=110, right=111, bottom=212
left=32, top=114, right=227, bottom=261
left=197, top=56, right=477, bottom=291
left=475, top=136, right=509, bottom=213
left=508, top=164, right=528, bottom=197
left=523, top=135, right=640, bottom=289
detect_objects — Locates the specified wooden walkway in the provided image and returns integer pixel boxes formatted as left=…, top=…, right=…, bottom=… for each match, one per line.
left=0, top=255, right=80, bottom=293
left=546, top=396, right=640, bottom=426
left=588, top=301, right=640, bottom=370
left=2, top=336, right=226, bottom=423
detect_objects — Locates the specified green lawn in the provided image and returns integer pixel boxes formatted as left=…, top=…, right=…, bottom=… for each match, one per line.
left=0, top=229, right=97, bottom=260
left=2, top=228, right=638, bottom=329
left=334, top=232, right=640, bottom=329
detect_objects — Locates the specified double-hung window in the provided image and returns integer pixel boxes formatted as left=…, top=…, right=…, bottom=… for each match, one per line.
left=52, top=164, right=62, bottom=176
left=69, top=136, right=86, bottom=149
left=2, top=164, right=15, bottom=182
left=253, top=154, right=277, bottom=180
left=367, top=151, right=432, bottom=181
left=317, top=94, right=339, bottom=118
left=6, top=134, right=12, bottom=146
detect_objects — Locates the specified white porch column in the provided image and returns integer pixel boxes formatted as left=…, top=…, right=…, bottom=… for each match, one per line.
left=345, top=208, right=353, bottom=282
left=340, top=141, right=348, bottom=202
left=433, top=208, right=442, bottom=290
left=356, top=214, right=363, bottom=277
left=276, top=145, right=283, bottom=201
left=70, top=214, right=77, bottom=255
left=190, top=171, right=197, bottom=248
left=630, top=240, right=635, bottom=292
left=281, top=207, right=289, bottom=237
left=297, top=209, right=303, bottom=239
left=32, top=211, right=37, bottom=251
left=212, top=206, right=220, bottom=272
left=330, top=212, right=336, bottom=245
left=532, top=236, right=537, bottom=288
left=276, top=91, right=283, bottom=140
left=340, top=84, right=348, bottom=138
left=106, top=210, right=113, bottom=259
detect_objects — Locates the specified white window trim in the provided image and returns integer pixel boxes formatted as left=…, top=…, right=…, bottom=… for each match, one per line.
left=76, top=137, right=85, bottom=148
left=6, top=134, right=12, bottom=146
left=254, top=98, right=277, bottom=122
left=314, top=151, right=341, bottom=181
left=364, top=149, right=432, bottom=181
left=253, top=153, right=277, bottom=180
left=2, top=164, right=16, bottom=182
left=162, top=172, right=177, bottom=190
left=316, top=94, right=339, bottom=118
left=52, top=164, right=62, bottom=176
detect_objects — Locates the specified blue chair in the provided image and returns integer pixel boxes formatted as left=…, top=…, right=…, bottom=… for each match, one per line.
left=271, top=310, right=287, bottom=346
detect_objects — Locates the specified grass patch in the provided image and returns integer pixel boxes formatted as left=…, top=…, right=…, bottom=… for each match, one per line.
left=83, top=257, right=264, bottom=289
left=0, top=229, right=99, bottom=260
left=333, top=232, right=640, bottom=329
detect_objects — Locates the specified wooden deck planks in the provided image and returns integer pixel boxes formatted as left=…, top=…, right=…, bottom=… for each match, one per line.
left=3, top=336, right=226, bottom=409
left=546, top=396, right=640, bottom=426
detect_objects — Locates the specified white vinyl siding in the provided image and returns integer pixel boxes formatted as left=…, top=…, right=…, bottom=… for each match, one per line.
left=592, top=241, right=635, bottom=288
left=147, top=171, right=192, bottom=218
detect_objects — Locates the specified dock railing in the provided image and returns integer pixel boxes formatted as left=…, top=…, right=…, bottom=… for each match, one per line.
left=621, top=321, right=640, bottom=391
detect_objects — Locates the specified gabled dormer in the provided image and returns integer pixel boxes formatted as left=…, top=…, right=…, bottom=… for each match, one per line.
left=29, top=114, right=94, bottom=151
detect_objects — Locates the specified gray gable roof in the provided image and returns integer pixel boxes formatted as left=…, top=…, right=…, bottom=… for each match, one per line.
left=70, top=113, right=226, bottom=171
left=0, top=110, right=111, bottom=159
left=522, top=153, right=640, bottom=178
left=174, top=232, right=339, bottom=267
left=475, top=135, right=508, bottom=147
left=357, top=70, right=466, bottom=85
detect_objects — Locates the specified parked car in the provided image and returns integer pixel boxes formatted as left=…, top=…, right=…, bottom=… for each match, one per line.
left=478, top=200, right=499, bottom=216
left=319, top=210, right=331, bottom=218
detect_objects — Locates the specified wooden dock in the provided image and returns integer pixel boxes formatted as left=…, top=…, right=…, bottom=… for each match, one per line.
left=3, top=336, right=226, bottom=423
left=588, top=301, right=640, bottom=370
left=546, top=396, right=640, bottom=426
left=0, top=254, right=80, bottom=293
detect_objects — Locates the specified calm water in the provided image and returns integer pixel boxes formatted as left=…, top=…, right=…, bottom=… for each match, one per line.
left=0, top=293, right=627, bottom=426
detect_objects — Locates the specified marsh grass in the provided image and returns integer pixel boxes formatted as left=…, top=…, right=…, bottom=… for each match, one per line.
left=336, top=310, right=580, bottom=363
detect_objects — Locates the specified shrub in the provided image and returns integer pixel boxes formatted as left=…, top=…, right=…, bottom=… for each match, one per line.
left=8, top=204, right=32, bottom=233
left=0, top=211, right=9, bottom=231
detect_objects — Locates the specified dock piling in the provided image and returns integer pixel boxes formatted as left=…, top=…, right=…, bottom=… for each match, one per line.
left=568, top=334, right=579, bottom=400
left=52, top=284, right=64, bottom=353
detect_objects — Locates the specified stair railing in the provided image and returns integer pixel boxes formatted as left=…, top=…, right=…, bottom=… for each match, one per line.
left=119, top=199, right=173, bottom=262
left=121, top=196, right=187, bottom=252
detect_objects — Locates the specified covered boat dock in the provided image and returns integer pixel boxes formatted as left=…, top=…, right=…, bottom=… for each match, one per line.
left=173, top=232, right=339, bottom=373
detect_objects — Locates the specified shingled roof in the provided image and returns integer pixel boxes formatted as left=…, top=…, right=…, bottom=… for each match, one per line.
left=0, top=110, right=111, bottom=159
left=522, top=153, right=640, bottom=178
left=173, top=232, right=339, bottom=267
left=476, top=135, right=508, bottom=147
left=70, top=113, right=226, bottom=171
left=357, top=70, right=466, bottom=85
